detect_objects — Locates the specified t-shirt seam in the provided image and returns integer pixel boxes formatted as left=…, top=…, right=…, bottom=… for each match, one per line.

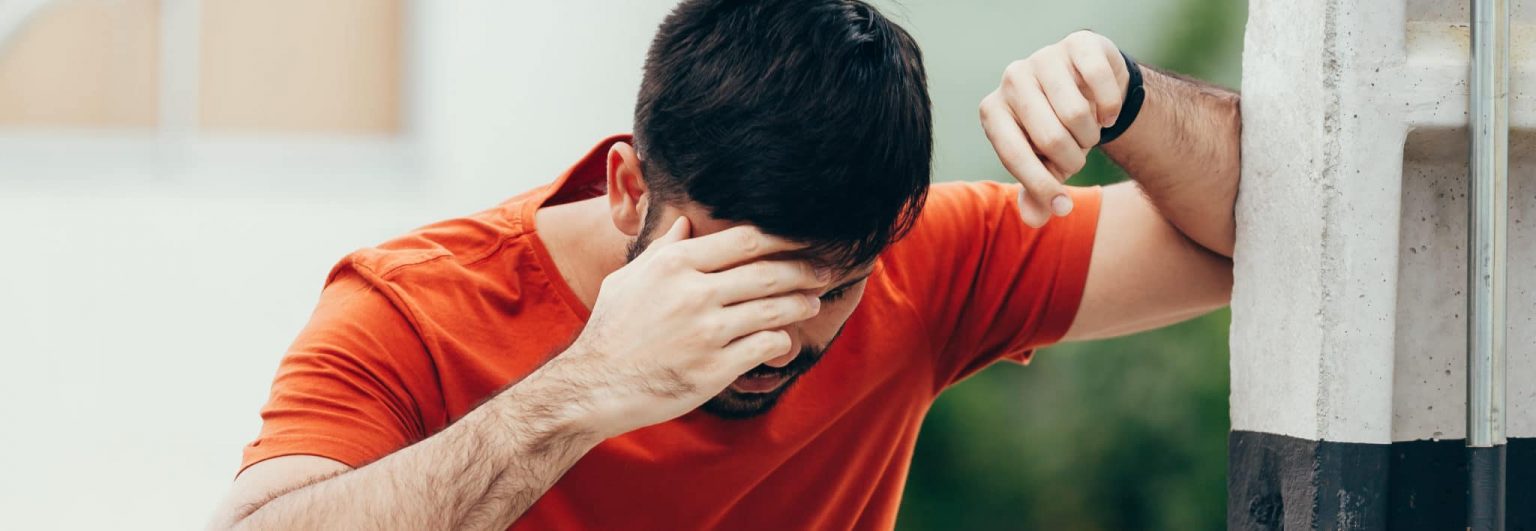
left=369, top=252, right=455, bottom=280
left=346, top=261, right=451, bottom=436
left=367, top=230, right=530, bottom=282
left=240, top=432, right=379, bottom=477
left=461, top=223, right=534, bottom=269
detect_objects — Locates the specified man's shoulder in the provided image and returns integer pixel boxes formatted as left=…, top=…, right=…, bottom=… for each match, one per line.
left=328, top=194, right=545, bottom=296
left=893, top=179, right=1100, bottom=250
left=875, top=179, right=1098, bottom=293
left=315, top=191, right=579, bottom=361
left=917, top=180, right=1020, bottom=223
left=882, top=180, right=1017, bottom=258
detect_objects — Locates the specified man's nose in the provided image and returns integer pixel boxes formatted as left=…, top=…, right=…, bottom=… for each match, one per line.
left=762, top=333, right=800, bottom=368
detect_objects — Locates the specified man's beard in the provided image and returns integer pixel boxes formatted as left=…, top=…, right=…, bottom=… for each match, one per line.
left=623, top=205, right=667, bottom=262
left=701, top=343, right=828, bottom=419
left=625, top=210, right=835, bottom=419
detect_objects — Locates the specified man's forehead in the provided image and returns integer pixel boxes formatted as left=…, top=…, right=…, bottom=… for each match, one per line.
left=770, top=249, right=876, bottom=283
left=684, top=212, right=875, bottom=283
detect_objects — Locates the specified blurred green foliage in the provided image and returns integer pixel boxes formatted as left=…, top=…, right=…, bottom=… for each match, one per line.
left=896, top=1, right=1247, bottom=529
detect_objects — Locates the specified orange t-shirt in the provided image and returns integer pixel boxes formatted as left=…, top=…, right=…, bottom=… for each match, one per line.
left=243, top=135, right=1101, bottom=530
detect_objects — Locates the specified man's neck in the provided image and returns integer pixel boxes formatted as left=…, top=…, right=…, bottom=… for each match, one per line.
left=533, top=197, right=631, bottom=311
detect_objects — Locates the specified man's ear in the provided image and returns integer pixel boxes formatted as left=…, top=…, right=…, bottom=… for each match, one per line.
left=606, top=142, right=648, bottom=236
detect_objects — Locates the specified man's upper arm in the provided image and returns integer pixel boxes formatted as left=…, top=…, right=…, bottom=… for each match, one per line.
left=214, top=266, right=444, bottom=526
left=1062, top=181, right=1232, bottom=342
left=889, top=181, right=1100, bottom=387
left=208, top=455, right=352, bottom=529
left=240, top=268, right=442, bottom=472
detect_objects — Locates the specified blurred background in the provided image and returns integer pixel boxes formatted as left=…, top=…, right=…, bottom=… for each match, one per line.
left=0, top=0, right=1244, bottom=528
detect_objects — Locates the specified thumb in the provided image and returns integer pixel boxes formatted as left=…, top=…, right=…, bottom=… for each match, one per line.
left=650, top=216, right=692, bottom=248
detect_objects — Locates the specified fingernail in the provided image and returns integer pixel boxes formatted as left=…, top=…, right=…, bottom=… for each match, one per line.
left=807, top=295, right=822, bottom=311
left=1051, top=194, right=1074, bottom=216
left=1102, top=115, right=1117, bottom=128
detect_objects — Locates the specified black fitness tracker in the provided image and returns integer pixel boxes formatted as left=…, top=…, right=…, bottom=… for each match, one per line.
left=1098, top=51, right=1145, bottom=145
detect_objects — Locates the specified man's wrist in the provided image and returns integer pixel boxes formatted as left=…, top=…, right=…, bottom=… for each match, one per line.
left=1100, top=67, right=1165, bottom=161
left=1098, top=52, right=1146, bottom=145
left=491, top=355, right=609, bottom=455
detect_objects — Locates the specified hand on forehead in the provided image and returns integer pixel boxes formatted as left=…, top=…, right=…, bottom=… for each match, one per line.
left=659, top=204, right=873, bottom=284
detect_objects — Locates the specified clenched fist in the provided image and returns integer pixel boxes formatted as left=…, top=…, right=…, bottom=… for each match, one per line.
left=980, top=30, right=1132, bottom=228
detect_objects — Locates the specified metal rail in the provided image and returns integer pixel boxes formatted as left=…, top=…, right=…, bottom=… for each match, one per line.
left=1468, top=0, right=1509, bottom=528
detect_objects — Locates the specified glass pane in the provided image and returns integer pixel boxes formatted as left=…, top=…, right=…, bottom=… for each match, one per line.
left=198, top=0, right=402, bottom=134
left=0, top=0, right=161, bottom=128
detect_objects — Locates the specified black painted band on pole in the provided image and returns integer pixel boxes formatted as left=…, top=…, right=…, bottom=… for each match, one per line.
left=1469, top=446, right=1508, bottom=530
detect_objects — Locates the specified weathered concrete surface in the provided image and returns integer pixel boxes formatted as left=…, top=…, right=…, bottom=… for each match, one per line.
left=1235, top=0, right=1409, bottom=445
left=1393, top=130, right=1536, bottom=441
left=1235, top=0, right=1535, bottom=443
left=1233, top=0, right=1536, bottom=526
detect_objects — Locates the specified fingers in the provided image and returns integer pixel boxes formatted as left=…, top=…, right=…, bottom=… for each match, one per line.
left=673, top=225, right=806, bottom=273
left=720, top=329, right=794, bottom=373
left=637, top=216, right=692, bottom=258
left=980, top=92, right=1069, bottom=226
left=1016, top=187, right=1055, bottom=229
left=706, top=260, right=829, bottom=305
left=1065, top=33, right=1127, bottom=128
left=713, top=293, right=820, bottom=346
left=982, top=30, right=1128, bottom=226
left=1001, top=66, right=1086, bottom=179
left=1035, top=48, right=1101, bottom=149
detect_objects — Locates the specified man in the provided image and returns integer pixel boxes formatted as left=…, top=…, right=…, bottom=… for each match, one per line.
left=209, top=0, right=1237, bottom=529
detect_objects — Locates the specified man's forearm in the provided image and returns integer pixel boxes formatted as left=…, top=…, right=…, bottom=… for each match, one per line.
left=227, top=358, right=603, bottom=531
left=1102, top=67, right=1241, bottom=257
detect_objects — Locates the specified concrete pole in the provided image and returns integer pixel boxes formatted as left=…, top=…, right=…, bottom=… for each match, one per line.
left=1232, top=0, right=1531, bottom=528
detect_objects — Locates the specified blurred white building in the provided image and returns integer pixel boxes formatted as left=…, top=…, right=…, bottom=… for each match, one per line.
left=0, top=1, right=1193, bottom=528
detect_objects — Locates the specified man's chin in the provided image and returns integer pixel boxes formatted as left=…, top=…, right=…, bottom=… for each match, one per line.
left=701, top=374, right=801, bottom=419
left=702, top=342, right=830, bottom=420
left=728, top=372, right=791, bottom=394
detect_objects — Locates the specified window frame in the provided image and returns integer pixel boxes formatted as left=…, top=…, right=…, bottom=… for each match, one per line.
left=0, top=0, right=423, bottom=190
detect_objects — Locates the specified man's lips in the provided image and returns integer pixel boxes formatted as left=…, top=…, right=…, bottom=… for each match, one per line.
left=728, top=373, right=790, bottom=394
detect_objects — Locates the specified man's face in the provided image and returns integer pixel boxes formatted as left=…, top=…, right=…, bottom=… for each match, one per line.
left=626, top=203, right=874, bottom=419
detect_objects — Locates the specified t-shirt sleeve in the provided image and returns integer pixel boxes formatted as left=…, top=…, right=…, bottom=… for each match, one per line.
left=887, top=181, right=1101, bottom=389
left=239, top=266, right=440, bottom=475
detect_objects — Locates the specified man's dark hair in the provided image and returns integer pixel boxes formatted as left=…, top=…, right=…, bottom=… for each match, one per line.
left=634, top=0, right=932, bottom=271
